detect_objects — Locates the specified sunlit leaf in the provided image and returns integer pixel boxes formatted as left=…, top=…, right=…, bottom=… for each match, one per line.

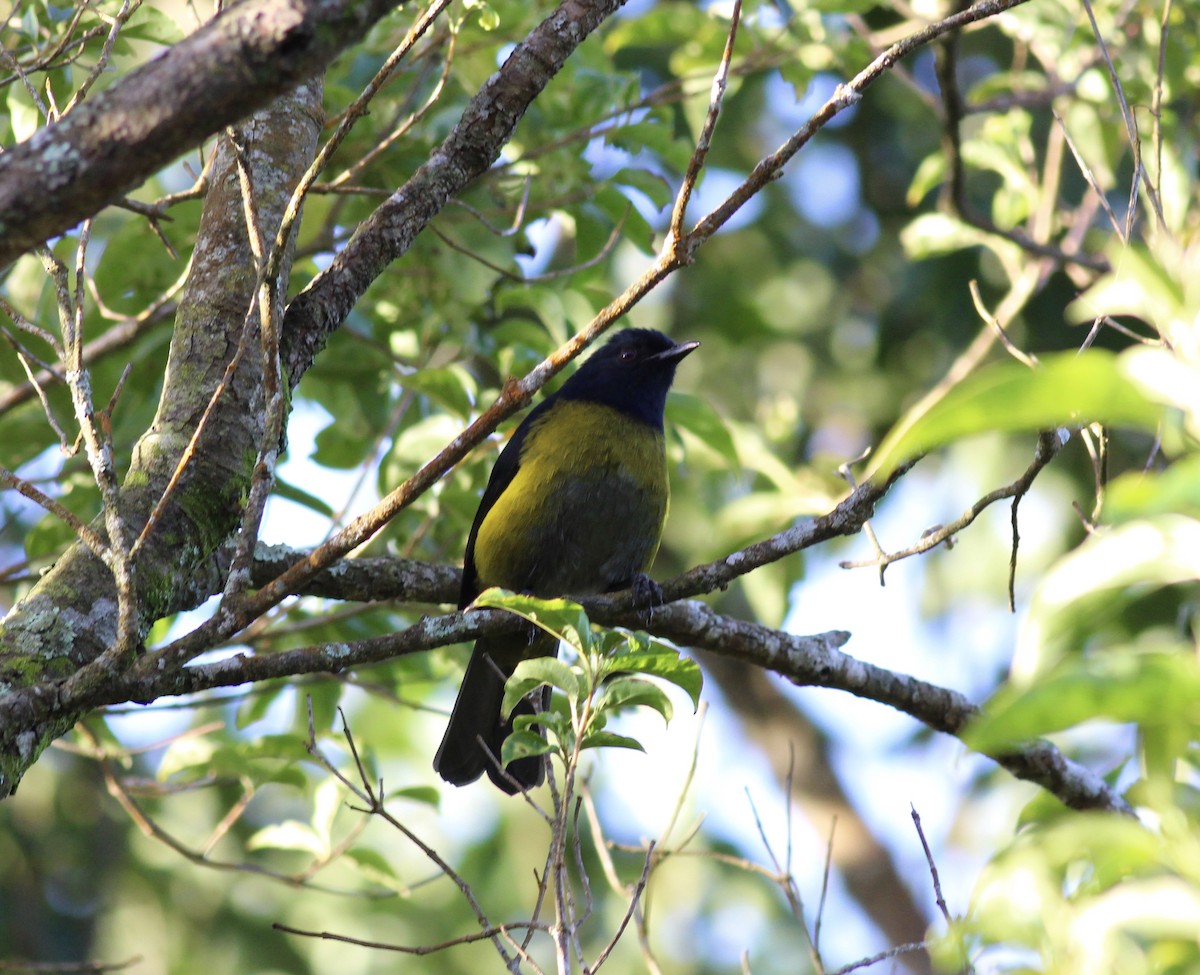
left=385, top=785, right=440, bottom=807
left=867, top=351, right=1165, bottom=478
left=595, top=676, right=673, bottom=721
left=580, top=731, right=645, bottom=752
left=157, top=737, right=217, bottom=781
left=668, top=392, right=739, bottom=469
left=968, top=650, right=1200, bottom=752
left=247, top=821, right=326, bottom=857
left=343, top=848, right=409, bottom=894
left=1105, top=455, right=1200, bottom=522
left=473, top=589, right=594, bottom=653
left=1015, top=515, right=1200, bottom=677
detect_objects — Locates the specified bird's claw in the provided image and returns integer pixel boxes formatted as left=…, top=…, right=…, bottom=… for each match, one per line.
left=631, top=573, right=664, bottom=622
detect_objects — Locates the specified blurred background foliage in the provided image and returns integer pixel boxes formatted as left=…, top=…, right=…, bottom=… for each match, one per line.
left=2, top=0, right=1199, bottom=971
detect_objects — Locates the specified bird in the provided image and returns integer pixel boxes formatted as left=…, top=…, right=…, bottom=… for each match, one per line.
left=433, top=328, right=699, bottom=793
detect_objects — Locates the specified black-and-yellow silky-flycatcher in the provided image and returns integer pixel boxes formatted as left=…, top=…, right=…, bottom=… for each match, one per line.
left=433, top=329, right=699, bottom=792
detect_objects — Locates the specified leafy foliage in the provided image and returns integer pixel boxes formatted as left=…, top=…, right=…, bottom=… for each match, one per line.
left=470, top=589, right=702, bottom=766
left=2, top=0, right=1200, bottom=973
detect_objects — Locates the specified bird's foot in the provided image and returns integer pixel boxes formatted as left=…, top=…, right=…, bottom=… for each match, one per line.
left=631, top=572, right=664, bottom=622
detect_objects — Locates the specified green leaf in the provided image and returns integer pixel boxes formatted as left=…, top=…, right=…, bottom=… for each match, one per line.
left=901, top=213, right=990, bottom=260
left=247, top=821, right=326, bottom=857
left=1104, top=455, right=1200, bottom=522
left=967, top=651, right=1200, bottom=753
left=500, top=730, right=552, bottom=766
left=866, top=351, right=1165, bottom=478
left=386, top=413, right=464, bottom=468
left=596, top=676, right=673, bottom=721
left=907, top=153, right=946, bottom=207
left=1066, top=243, right=1189, bottom=341
left=385, top=785, right=440, bottom=807
left=611, top=166, right=674, bottom=210
left=157, top=737, right=217, bottom=781
left=473, top=589, right=594, bottom=653
left=343, top=848, right=408, bottom=893
left=402, top=364, right=478, bottom=419
left=273, top=477, right=335, bottom=518
left=579, top=731, right=645, bottom=752
left=236, top=683, right=288, bottom=729
left=668, top=392, right=739, bottom=470
left=122, top=6, right=185, bottom=44
left=505, top=656, right=581, bottom=715
left=1016, top=515, right=1200, bottom=675
left=24, top=512, right=77, bottom=562
left=1120, top=346, right=1200, bottom=437
left=607, top=646, right=703, bottom=710
left=311, top=778, right=343, bottom=852
left=6, top=86, right=40, bottom=143
left=495, top=286, right=568, bottom=342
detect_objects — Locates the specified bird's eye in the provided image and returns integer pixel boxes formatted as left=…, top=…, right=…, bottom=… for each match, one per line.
left=619, top=348, right=637, bottom=362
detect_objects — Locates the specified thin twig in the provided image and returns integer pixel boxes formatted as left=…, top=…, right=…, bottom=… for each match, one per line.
left=841, top=431, right=1064, bottom=574
left=968, top=280, right=1038, bottom=368
left=133, top=0, right=1037, bottom=677
left=0, top=465, right=109, bottom=557
left=61, top=0, right=140, bottom=115
left=305, top=707, right=522, bottom=968
left=427, top=211, right=626, bottom=282
left=328, top=25, right=458, bottom=189
left=1078, top=0, right=1164, bottom=232
left=910, top=805, right=952, bottom=925
left=813, top=816, right=836, bottom=957
left=667, top=0, right=742, bottom=243
left=826, top=942, right=931, bottom=975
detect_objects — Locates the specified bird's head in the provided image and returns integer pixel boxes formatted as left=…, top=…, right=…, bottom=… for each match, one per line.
left=556, top=329, right=699, bottom=428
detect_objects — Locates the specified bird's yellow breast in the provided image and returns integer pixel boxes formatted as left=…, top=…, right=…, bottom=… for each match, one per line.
left=472, top=400, right=669, bottom=596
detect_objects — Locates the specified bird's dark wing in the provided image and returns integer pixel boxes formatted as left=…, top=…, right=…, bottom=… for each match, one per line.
left=459, top=397, right=554, bottom=608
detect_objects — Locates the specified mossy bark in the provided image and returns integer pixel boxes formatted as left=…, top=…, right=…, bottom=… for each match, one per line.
left=0, top=79, right=323, bottom=796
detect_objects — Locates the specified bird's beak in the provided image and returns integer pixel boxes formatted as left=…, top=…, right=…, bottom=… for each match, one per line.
left=653, top=340, right=700, bottom=363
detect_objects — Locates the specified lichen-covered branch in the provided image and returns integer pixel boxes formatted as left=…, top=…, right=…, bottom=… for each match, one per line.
left=645, top=600, right=1129, bottom=813
left=0, top=0, right=402, bottom=268
left=0, top=82, right=323, bottom=797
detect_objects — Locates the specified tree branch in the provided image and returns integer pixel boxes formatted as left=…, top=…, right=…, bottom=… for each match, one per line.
left=280, top=0, right=632, bottom=381
left=0, top=82, right=324, bottom=798
left=76, top=596, right=1132, bottom=814
left=0, top=0, right=405, bottom=269
left=645, top=601, right=1130, bottom=814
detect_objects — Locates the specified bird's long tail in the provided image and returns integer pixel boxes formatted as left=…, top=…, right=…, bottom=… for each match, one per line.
left=433, top=629, right=554, bottom=793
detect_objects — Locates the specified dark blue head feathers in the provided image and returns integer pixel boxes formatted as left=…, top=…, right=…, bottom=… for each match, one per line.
left=555, top=329, right=699, bottom=428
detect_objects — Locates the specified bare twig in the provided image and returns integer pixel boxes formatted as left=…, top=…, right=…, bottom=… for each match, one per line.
left=76, top=723, right=376, bottom=894
left=841, top=431, right=1064, bottom=576
left=827, top=942, right=931, bottom=975
left=1078, top=0, right=1164, bottom=232
left=0, top=465, right=109, bottom=557
left=60, top=0, right=142, bottom=116
left=133, top=0, right=1034, bottom=679
left=746, top=790, right=823, bottom=974
left=328, top=24, right=458, bottom=189
left=813, top=816, right=836, bottom=957
left=667, top=0, right=742, bottom=242
left=427, top=212, right=626, bottom=283
left=303, top=707, right=523, bottom=967
left=911, top=805, right=952, bottom=925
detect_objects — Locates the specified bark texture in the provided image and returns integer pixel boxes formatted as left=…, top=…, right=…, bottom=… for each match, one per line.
left=0, top=80, right=324, bottom=796
left=0, top=0, right=399, bottom=269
